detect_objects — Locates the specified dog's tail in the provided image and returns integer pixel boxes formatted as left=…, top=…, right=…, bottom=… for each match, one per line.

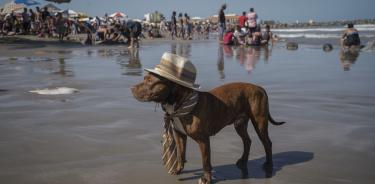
left=263, top=87, right=286, bottom=126
left=269, top=114, right=285, bottom=125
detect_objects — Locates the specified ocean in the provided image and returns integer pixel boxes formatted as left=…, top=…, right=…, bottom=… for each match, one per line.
left=273, top=24, right=375, bottom=45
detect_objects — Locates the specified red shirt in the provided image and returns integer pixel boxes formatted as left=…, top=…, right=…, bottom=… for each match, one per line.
left=223, top=32, right=234, bottom=45
left=238, top=15, right=248, bottom=27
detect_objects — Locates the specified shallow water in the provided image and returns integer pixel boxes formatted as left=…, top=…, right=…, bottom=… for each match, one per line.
left=0, top=40, right=375, bottom=184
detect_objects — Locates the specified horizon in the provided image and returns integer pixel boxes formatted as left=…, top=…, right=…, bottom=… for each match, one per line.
left=1, top=0, right=375, bottom=23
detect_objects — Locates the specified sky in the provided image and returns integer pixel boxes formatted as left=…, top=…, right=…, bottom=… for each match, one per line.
left=1, top=0, right=375, bottom=22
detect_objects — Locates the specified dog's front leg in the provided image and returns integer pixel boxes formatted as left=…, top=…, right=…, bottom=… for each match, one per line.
left=174, top=131, right=187, bottom=174
left=197, top=137, right=212, bottom=184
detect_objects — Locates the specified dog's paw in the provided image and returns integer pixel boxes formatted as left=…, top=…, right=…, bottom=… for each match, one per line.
left=198, top=177, right=211, bottom=184
left=262, top=162, right=273, bottom=177
left=236, top=159, right=248, bottom=178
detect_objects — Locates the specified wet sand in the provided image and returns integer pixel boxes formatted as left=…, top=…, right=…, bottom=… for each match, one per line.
left=1, top=39, right=375, bottom=184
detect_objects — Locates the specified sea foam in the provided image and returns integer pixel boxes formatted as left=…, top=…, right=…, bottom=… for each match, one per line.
left=29, top=87, right=79, bottom=95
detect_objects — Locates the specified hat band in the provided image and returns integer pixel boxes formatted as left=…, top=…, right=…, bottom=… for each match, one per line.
left=155, top=63, right=196, bottom=84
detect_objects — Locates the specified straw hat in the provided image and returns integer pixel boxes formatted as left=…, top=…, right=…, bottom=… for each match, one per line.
left=145, top=52, right=200, bottom=90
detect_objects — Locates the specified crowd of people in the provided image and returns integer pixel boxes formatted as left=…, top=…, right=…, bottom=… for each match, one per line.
left=219, top=5, right=277, bottom=47
left=0, top=6, right=144, bottom=48
left=0, top=7, right=91, bottom=41
left=168, top=11, right=211, bottom=40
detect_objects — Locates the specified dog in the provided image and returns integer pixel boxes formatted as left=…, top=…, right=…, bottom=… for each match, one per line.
left=131, top=72, right=285, bottom=184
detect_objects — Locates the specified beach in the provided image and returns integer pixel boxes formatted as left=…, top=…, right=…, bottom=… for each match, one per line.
left=1, top=35, right=375, bottom=184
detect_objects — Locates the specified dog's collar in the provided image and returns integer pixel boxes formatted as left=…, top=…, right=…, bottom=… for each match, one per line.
left=162, top=91, right=199, bottom=134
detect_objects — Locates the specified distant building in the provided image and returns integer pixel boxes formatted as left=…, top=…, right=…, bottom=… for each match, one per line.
left=191, top=17, right=206, bottom=24
left=309, top=19, right=315, bottom=25
left=208, top=13, right=239, bottom=24
left=144, top=11, right=164, bottom=23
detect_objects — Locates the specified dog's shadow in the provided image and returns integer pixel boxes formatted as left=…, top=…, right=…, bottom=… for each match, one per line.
left=179, top=151, right=314, bottom=183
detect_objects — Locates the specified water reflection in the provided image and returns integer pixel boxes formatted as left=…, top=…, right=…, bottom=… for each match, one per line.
left=217, top=46, right=225, bottom=79
left=218, top=45, right=271, bottom=76
left=117, top=49, right=142, bottom=76
left=170, top=42, right=191, bottom=58
left=52, top=58, right=74, bottom=77
left=339, top=49, right=360, bottom=71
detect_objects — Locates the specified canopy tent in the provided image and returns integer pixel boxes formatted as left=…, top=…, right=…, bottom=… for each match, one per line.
left=60, top=9, right=78, bottom=18
left=15, top=0, right=40, bottom=6
left=1, top=2, right=25, bottom=14
left=109, top=12, right=127, bottom=19
left=42, top=3, right=61, bottom=13
left=45, top=0, right=71, bottom=4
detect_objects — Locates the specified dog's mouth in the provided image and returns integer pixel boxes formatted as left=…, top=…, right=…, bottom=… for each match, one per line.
left=131, top=87, right=160, bottom=102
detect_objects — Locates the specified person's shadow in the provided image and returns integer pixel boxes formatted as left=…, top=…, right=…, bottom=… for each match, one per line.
left=179, top=151, right=314, bottom=183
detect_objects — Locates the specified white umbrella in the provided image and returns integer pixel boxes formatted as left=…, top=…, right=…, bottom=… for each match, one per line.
left=1, top=2, right=25, bottom=14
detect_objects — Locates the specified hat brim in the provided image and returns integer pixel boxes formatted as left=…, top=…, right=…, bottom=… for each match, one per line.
left=144, top=68, right=200, bottom=90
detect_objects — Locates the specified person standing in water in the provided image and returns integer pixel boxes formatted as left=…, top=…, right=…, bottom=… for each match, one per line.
left=341, top=23, right=361, bottom=48
left=218, top=4, right=226, bottom=41
left=246, top=7, right=258, bottom=34
left=170, top=11, right=177, bottom=39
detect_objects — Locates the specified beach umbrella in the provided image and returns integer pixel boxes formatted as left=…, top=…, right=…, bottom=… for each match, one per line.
left=45, top=0, right=71, bottom=4
left=1, top=1, right=25, bottom=14
left=15, top=0, right=40, bottom=6
left=109, top=12, right=127, bottom=18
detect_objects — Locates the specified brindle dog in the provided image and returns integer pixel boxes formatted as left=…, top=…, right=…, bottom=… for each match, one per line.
left=131, top=73, right=285, bottom=184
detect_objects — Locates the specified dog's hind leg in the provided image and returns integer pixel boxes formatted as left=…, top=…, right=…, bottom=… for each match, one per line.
left=249, top=94, right=274, bottom=177
left=234, top=116, right=251, bottom=178
left=251, top=114, right=273, bottom=176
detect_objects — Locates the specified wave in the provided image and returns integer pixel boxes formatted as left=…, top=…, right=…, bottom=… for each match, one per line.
left=273, top=24, right=375, bottom=33
left=278, top=33, right=375, bottom=39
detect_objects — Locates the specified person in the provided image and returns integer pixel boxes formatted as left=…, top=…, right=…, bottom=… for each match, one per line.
left=170, top=11, right=177, bottom=39
left=29, top=9, right=36, bottom=33
left=247, top=26, right=262, bottom=46
left=125, top=20, right=142, bottom=48
left=83, top=30, right=93, bottom=45
left=178, top=13, right=183, bottom=38
left=218, top=4, right=226, bottom=41
left=55, top=13, right=66, bottom=41
left=35, top=7, right=42, bottom=32
left=222, top=28, right=234, bottom=45
left=238, top=11, right=247, bottom=28
left=246, top=7, right=258, bottom=34
left=186, top=15, right=192, bottom=40
left=233, top=25, right=246, bottom=45
left=182, top=13, right=189, bottom=39
left=21, top=8, right=30, bottom=34
left=261, top=24, right=273, bottom=45
left=3, top=15, right=13, bottom=35
left=41, top=7, right=50, bottom=23
left=341, top=23, right=361, bottom=48
left=0, top=14, right=5, bottom=36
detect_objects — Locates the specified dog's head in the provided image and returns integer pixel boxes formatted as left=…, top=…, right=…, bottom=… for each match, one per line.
left=131, top=73, right=174, bottom=103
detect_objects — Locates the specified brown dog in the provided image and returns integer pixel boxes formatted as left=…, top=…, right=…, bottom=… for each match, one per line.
left=131, top=73, right=285, bottom=184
